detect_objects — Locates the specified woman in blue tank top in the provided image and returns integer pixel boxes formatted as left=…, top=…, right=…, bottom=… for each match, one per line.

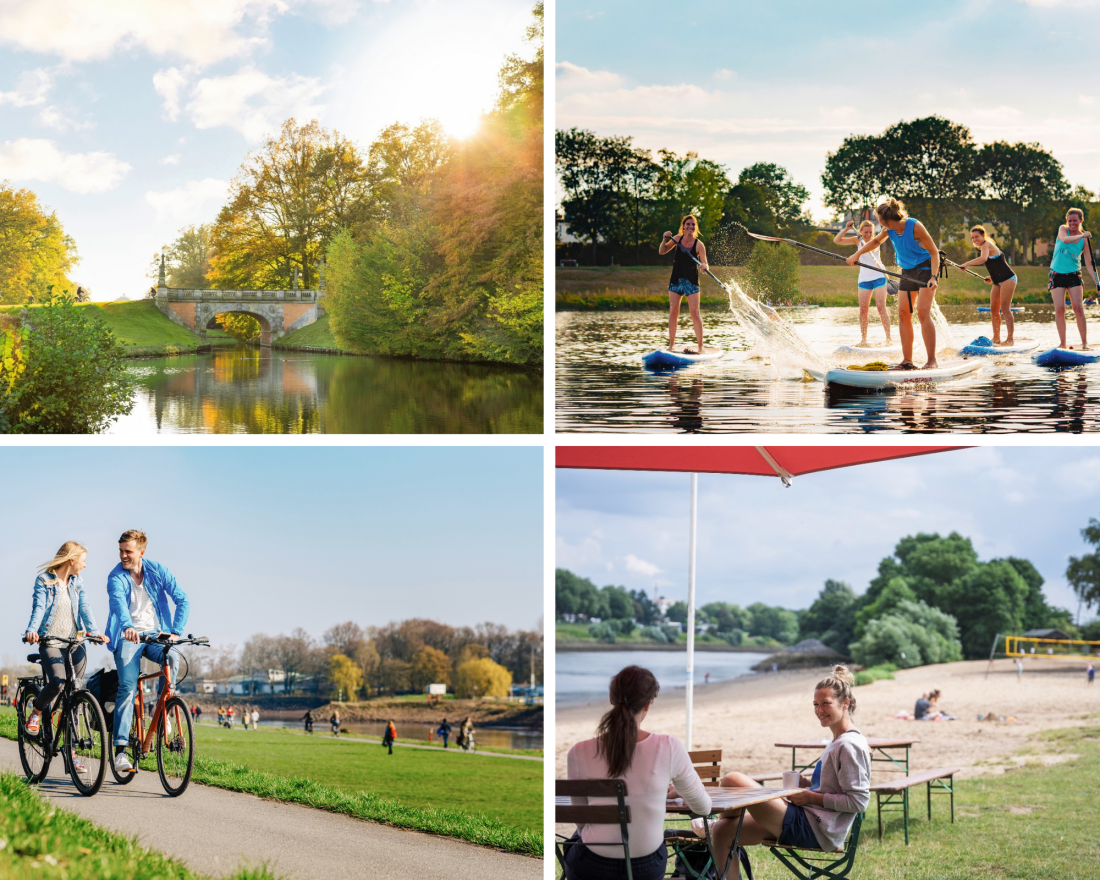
left=1048, top=208, right=1096, bottom=350
left=847, top=198, right=941, bottom=369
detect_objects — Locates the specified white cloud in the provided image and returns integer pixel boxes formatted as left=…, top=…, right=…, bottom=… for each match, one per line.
left=0, top=68, right=53, bottom=107
left=160, top=154, right=182, bottom=165
left=186, top=66, right=327, bottom=142
left=36, top=105, right=94, bottom=131
left=557, top=61, right=623, bottom=93
left=714, top=69, right=735, bottom=81
left=144, top=178, right=229, bottom=224
left=624, top=554, right=662, bottom=577
left=154, top=67, right=190, bottom=121
left=0, top=139, right=129, bottom=193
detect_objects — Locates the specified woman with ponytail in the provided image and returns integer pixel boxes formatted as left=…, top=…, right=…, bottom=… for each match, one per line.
left=694, top=665, right=870, bottom=874
left=565, top=665, right=711, bottom=880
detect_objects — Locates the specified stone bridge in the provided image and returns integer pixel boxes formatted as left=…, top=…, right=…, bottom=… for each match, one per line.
left=154, top=257, right=323, bottom=346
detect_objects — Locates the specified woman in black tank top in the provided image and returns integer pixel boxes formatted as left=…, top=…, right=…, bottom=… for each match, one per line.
left=960, top=225, right=1018, bottom=345
left=658, top=215, right=710, bottom=353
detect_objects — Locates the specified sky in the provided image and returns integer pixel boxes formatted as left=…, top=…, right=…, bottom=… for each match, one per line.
left=0, top=0, right=535, bottom=300
left=2, top=446, right=542, bottom=672
left=557, top=446, right=1100, bottom=623
left=557, top=0, right=1100, bottom=219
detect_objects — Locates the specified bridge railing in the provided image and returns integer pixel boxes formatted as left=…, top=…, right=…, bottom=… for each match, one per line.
left=163, top=289, right=318, bottom=302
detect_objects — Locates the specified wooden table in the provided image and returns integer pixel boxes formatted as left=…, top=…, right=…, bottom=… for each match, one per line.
left=775, top=737, right=920, bottom=776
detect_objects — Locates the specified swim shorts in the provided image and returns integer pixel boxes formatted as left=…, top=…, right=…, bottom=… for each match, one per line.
left=1049, top=270, right=1083, bottom=291
left=898, top=260, right=933, bottom=293
left=858, top=278, right=886, bottom=291
left=779, top=804, right=821, bottom=849
left=670, top=278, right=700, bottom=297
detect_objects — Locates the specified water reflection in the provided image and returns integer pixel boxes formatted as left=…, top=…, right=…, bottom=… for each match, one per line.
left=556, top=307, right=1100, bottom=433
left=112, top=348, right=542, bottom=434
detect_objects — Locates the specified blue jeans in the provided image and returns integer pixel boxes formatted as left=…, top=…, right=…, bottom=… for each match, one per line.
left=112, top=634, right=178, bottom=746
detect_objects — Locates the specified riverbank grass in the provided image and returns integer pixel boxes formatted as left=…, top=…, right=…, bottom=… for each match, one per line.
left=0, top=772, right=275, bottom=880
left=273, top=314, right=342, bottom=350
left=0, top=708, right=539, bottom=856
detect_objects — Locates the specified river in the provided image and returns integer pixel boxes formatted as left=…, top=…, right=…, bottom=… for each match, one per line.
left=108, top=348, right=543, bottom=434
left=556, top=304, right=1100, bottom=433
left=557, top=650, right=771, bottom=706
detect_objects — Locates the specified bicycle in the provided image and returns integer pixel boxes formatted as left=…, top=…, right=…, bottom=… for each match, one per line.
left=109, top=633, right=209, bottom=796
left=16, top=634, right=109, bottom=796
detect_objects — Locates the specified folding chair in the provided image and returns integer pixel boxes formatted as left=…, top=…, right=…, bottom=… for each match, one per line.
left=556, top=779, right=633, bottom=880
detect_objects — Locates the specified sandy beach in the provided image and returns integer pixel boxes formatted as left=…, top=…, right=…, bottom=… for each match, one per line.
left=556, top=658, right=1100, bottom=780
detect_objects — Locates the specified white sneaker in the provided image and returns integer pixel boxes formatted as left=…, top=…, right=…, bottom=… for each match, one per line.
left=114, top=752, right=134, bottom=773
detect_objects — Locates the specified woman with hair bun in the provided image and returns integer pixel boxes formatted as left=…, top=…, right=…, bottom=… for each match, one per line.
left=694, top=665, right=870, bottom=874
left=565, top=665, right=712, bottom=880
left=847, top=198, right=941, bottom=369
left=959, top=225, right=1017, bottom=345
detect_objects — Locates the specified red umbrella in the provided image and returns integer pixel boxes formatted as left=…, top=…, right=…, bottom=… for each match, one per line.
left=557, top=445, right=968, bottom=745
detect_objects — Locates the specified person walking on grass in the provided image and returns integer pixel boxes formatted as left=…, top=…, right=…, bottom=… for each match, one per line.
left=106, top=529, right=189, bottom=775
left=382, top=719, right=397, bottom=755
left=460, top=716, right=475, bottom=752
left=1049, top=208, right=1096, bottom=350
left=331, top=710, right=340, bottom=737
left=22, top=541, right=110, bottom=779
left=659, top=215, right=710, bottom=355
left=252, top=707, right=259, bottom=730
left=302, top=709, right=314, bottom=734
left=959, top=225, right=1016, bottom=345
left=834, top=219, right=892, bottom=346
left=847, top=198, right=940, bottom=369
left=438, top=717, right=452, bottom=748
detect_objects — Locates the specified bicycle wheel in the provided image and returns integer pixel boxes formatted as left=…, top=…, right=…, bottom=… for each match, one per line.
left=110, top=709, right=142, bottom=785
left=156, top=695, right=194, bottom=796
left=16, top=686, right=51, bottom=783
left=65, top=691, right=107, bottom=796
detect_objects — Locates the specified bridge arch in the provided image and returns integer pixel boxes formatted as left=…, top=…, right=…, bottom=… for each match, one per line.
left=156, top=288, right=321, bottom=347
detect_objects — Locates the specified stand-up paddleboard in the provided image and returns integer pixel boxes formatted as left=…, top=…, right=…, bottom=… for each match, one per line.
left=642, top=347, right=725, bottom=368
left=977, top=306, right=1023, bottom=313
left=832, top=343, right=904, bottom=360
left=959, top=337, right=1039, bottom=357
left=1033, top=347, right=1100, bottom=367
left=823, top=360, right=982, bottom=389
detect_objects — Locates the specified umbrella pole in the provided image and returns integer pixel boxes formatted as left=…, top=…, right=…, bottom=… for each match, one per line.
left=686, top=472, right=698, bottom=749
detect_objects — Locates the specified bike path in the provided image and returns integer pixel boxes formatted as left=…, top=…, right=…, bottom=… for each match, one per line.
left=200, top=721, right=543, bottom=761
left=0, top=738, right=540, bottom=880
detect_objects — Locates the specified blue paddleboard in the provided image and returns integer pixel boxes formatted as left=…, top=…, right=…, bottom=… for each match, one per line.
left=977, top=306, right=1023, bottom=313
left=642, top=348, right=725, bottom=368
left=959, top=337, right=1039, bottom=357
left=1033, top=348, right=1100, bottom=367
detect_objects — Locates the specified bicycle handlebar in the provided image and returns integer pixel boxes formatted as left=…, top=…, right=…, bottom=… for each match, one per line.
left=140, top=633, right=210, bottom=647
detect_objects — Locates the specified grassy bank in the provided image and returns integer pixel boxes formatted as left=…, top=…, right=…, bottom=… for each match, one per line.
left=743, top=722, right=1100, bottom=880
left=272, top=313, right=344, bottom=351
left=556, top=621, right=781, bottom=651
left=0, top=772, right=274, bottom=880
left=0, top=708, right=539, bottom=856
left=557, top=265, right=1063, bottom=309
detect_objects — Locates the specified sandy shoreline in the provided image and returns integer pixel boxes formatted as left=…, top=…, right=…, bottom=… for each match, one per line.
left=556, top=659, right=1100, bottom=780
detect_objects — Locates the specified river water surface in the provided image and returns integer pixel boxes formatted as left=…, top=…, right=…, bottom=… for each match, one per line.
left=109, top=348, right=542, bottom=434
left=557, top=304, right=1100, bottom=433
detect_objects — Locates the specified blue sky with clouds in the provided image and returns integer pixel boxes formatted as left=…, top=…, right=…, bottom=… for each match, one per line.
left=0, top=0, right=534, bottom=300
left=1, top=446, right=542, bottom=668
left=557, top=447, right=1100, bottom=622
left=558, top=0, right=1100, bottom=217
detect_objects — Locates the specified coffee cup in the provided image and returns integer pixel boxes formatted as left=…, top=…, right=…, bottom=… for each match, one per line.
left=782, top=770, right=801, bottom=790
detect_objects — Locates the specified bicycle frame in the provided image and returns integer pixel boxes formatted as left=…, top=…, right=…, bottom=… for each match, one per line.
left=129, top=660, right=182, bottom=756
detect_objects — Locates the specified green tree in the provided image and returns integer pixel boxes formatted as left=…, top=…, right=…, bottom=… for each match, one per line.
left=746, top=602, right=799, bottom=643
left=651, top=149, right=730, bottom=239
left=1067, top=517, right=1100, bottom=614
left=666, top=601, right=688, bottom=624
left=0, top=184, right=79, bottom=304
left=743, top=241, right=800, bottom=301
left=556, top=127, right=618, bottom=262
left=2, top=297, right=133, bottom=433
left=629, top=589, right=661, bottom=625
left=699, top=602, right=752, bottom=634
left=853, top=577, right=917, bottom=640
left=215, top=313, right=261, bottom=342
left=939, top=560, right=1030, bottom=659
left=555, top=569, right=610, bottom=620
left=209, top=118, right=367, bottom=290
left=328, top=653, right=363, bottom=702
left=849, top=600, right=962, bottom=668
left=156, top=224, right=212, bottom=288
left=602, top=585, right=634, bottom=619
left=737, top=162, right=810, bottom=233
left=799, top=580, right=858, bottom=655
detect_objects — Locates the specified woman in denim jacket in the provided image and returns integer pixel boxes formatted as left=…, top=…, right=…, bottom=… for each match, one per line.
left=23, top=541, right=108, bottom=737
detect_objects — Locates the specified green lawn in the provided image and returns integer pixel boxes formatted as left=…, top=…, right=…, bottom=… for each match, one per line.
left=0, top=772, right=274, bottom=880
left=274, top=313, right=342, bottom=350
left=556, top=264, right=1063, bottom=309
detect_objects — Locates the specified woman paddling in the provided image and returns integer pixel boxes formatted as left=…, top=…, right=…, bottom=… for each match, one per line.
left=847, top=198, right=940, bottom=369
left=659, top=215, right=710, bottom=354
left=959, top=225, right=1016, bottom=344
left=833, top=219, right=892, bottom=346
left=1049, top=208, right=1096, bottom=350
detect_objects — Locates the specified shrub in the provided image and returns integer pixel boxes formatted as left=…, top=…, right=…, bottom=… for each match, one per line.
left=1, top=297, right=133, bottom=433
left=721, top=629, right=745, bottom=647
left=588, top=622, right=616, bottom=643
left=850, top=600, right=962, bottom=668
left=854, top=663, right=898, bottom=686
left=641, top=626, right=669, bottom=644
left=743, top=241, right=800, bottom=302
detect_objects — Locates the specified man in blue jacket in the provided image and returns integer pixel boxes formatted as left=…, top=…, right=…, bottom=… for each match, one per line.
left=105, top=529, right=189, bottom=773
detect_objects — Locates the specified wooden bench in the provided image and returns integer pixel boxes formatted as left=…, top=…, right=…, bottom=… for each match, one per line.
left=869, top=767, right=959, bottom=845
left=763, top=811, right=863, bottom=880
left=555, top=779, right=632, bottom=880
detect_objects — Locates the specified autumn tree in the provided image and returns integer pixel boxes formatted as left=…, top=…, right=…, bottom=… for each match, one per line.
left=324, top=621, right=364, bottom=658
left=154, top=224, right=213, bottom=288
left=454, top=657, right=512, bottom=698
left=209, top=118, right=367, bottom=290
left=328, top=653, right=363, bottom=702
left=410, top=645, right=452, bottom=691
left=0, top=184, right=78, bottom=304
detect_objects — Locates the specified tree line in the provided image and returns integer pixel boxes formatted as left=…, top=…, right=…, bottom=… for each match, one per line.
left=0, top=184, right=78, bottom=305
left=157, top=2, right=543, bottom=365
left=558, top=528, right=1096, bottom=670
left=556, top=115, right=1098, bottom=268
left=181, top=617, right=543, bottom=703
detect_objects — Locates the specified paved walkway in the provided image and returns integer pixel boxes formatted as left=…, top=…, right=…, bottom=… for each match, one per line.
left=0, top=738, right=540, bottom=880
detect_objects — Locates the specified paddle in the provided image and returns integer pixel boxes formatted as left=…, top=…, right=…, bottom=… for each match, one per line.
left=666, top=234, right=736, bottom=290
left=741, top=228, right=911, bottom=282
left=939, top=253, right=992, bottom=284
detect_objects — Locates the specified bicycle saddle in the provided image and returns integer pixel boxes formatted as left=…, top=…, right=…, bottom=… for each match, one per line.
left=27, top=653, right=39, bottom=664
